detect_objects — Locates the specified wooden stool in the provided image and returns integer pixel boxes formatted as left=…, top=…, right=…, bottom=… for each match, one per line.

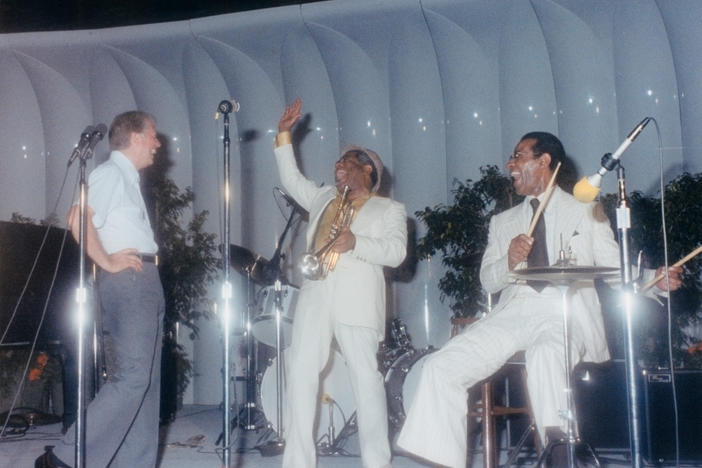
left=450, top=316, right=537, bottom=468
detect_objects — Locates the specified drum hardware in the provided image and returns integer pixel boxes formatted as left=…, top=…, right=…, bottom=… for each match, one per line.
left=384, top=346, right=436, bottom=435
left=512, top=265, right=617, bottom=468
left=227, top=244, right=270, bottom=285
left=256, top=193, right=304, bottom=456
left=316, top=394, right=357, bottom=456
left=259, top=351, right=357, bottom=453
left=218, top=248, right=267, bottom=435
left=252, top=285, right=298, bottom=348
left=299, top=185, right=355, bottom=280
left=389, top=317, right=412, bottom=350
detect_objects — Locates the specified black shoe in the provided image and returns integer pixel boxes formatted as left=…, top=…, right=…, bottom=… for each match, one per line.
left=548, top=443, right=568, bottom=467
left=545, top=427, right=567, bottom=467
left=34, top=446, right=71, bottom=468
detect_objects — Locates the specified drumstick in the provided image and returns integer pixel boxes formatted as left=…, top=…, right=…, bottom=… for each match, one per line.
left=639, top=245, right=702, bottom=292
left=526, top=162, right=562, bottom=237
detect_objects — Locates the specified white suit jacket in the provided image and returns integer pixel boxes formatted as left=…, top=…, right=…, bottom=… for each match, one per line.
left=480, top=186, right=621, bottom=363
left=274, top=144, right=407, bottom=334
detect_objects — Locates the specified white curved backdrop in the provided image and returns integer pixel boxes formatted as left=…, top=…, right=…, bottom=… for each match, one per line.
left=0, top=0, right=698, bottom=403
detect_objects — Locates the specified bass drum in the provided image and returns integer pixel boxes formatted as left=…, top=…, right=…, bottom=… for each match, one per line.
left=260, top=351, right=356, bottom=442
left=384, top=346, right=436, bottom=435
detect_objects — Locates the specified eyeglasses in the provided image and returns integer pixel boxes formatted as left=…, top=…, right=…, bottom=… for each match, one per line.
left=508, top=151, right=542, bottom=161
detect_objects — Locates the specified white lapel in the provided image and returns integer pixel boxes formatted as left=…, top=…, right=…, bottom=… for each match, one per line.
left=550, top=187, right=585, bottom=253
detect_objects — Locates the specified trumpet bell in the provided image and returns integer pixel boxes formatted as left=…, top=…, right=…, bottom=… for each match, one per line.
left=299, top=253, right=322, bottom=279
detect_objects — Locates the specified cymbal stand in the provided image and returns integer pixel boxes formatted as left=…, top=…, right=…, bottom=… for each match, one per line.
left=536, top=282, right=601, bottom=468
left=258, top=196, right=301, bottom=455
left=241, top=271, right=259, bottom=430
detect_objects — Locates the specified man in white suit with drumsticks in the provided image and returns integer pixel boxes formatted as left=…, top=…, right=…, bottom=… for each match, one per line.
left=274, top=98, right=407, bottom=468
left=398, top=131, right=681, bottom=467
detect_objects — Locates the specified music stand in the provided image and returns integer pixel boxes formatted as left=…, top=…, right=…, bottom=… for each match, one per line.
left=512, top=266, right=618, bottom=468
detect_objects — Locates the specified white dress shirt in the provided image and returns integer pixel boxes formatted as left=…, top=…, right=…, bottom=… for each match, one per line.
left=87, top=150, right=157, bottom=255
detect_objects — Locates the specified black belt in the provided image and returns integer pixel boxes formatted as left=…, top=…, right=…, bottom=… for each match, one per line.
left=140, top=253, right=159, bottom=265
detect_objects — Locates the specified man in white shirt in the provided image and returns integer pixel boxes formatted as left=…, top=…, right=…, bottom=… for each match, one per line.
left=36, top=111, right=164, bottom=468
left=398, top=131, right=682, bottom=467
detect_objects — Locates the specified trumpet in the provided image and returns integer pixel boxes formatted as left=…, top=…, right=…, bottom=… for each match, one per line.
left=299, top=186, right=355, bottom=280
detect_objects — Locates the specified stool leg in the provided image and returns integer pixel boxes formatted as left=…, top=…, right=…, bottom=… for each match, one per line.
left=482, top=381, right=496, bottom=468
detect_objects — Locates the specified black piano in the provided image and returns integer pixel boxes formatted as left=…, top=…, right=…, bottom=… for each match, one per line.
left=0, top=220, right=80, bottom=428
left=0, top=220, right=79, bottom=345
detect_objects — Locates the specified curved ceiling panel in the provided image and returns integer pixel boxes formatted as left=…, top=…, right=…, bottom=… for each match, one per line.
left=423, top=9, right=500, bottom=181
left=14, top=52, right=91, bottom=218
left=498, top=1, right=558, bottom=160
left=0, top=52, right=46, bottom=220
left=655, top=0, right=702, bottom=173
left=386, top=6, right=446, bottom=213
left=531, top=0, right=618, bottom=179
left=612, top=1, right=682, bottom=193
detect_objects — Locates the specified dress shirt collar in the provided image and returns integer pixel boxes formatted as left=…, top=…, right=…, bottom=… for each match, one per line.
left=109, top=150, right=140, bottom=184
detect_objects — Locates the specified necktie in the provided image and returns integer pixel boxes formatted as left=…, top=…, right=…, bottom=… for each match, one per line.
left=527, top=198, right=549, bottom=291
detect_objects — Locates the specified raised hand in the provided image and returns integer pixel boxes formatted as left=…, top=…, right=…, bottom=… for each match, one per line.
left=278, top=98, right=302, bottom=133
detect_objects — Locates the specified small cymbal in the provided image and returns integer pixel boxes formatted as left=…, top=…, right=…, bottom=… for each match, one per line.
left=512, top=265, right=619, bottom=283
left=229, top=244, right=270, bottom=284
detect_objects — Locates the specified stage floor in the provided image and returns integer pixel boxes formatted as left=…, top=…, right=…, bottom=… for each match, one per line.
left=1, top=405, right=635, bottom=467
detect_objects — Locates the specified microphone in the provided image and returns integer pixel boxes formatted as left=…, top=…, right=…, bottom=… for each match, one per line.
left=87, top=123, right=107, bottom=152
left=214, top=99, right=240, bottom=119
left=275, top=187, right=308, bottom=216
left=67, top=125, right=95, bottom=166
left=573, top=117, right=652, bottom=202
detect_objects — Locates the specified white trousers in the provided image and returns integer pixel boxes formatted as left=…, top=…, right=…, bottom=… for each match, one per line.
left=397, top=293, right=585, bottom=468
left=282, top=284, right=391, bottom=468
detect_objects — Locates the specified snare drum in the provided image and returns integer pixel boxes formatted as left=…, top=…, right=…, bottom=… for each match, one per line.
left=384, top=347, right=436, bottom=434
left=260, top=351, right=355, bottom=441
left=253, top=285, right=298, bottom=348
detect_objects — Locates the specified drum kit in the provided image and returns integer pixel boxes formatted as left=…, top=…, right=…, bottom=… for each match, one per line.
left=226, top=239, right=435, bottom=454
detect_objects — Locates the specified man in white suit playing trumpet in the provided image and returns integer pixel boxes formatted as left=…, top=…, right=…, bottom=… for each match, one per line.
left=398, top=131, right=681, bottom=467
left=274, top=98, right=407, bottom=468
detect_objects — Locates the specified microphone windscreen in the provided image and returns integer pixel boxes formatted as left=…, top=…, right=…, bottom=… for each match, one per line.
left=573, top=177, right=600, bottom=203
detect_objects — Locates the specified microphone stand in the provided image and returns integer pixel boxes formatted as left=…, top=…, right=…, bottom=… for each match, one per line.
left=72, top=141, right=99, bottom=468
left=614, top=163, right=643, bottom=468
left=219, top=105, right=235, bottom=467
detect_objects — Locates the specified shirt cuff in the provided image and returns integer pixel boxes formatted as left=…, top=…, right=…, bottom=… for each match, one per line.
left=275, top=131, right=292, bottom=148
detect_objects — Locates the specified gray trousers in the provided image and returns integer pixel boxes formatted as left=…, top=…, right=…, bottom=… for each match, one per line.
left=56, top=263, right=164, bottom=468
